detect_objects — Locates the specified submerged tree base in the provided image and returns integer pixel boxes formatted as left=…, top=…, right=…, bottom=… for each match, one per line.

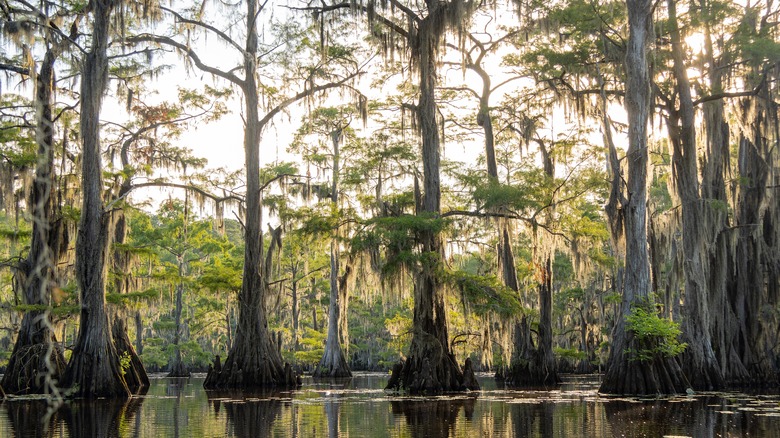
left=313, top=347, right=352, bottom=378
left=112, top=319, right=149, bottom=392
left=600, top=355, right=690, bottom=395
left=1, top=342, right=66, bottom=395
left=167, top=361, right=191, bottom=378
left=61, top=344, right=131, bottom=399
left=203, top=344, right=301, bottom=390
left=385, top=356, right=480, bottom=394
left=505, top=354, right=561, bottom=388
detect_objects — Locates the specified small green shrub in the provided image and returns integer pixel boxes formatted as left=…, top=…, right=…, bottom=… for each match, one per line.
left=625, top=305, right=687, bottom=362
left=554, top=347, right=587, bottom=362
left=119, top=351, right=132, bottom=377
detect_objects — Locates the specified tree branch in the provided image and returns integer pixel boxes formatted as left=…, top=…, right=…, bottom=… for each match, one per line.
left=160, top=6, right=246, bottom=55
left=125, top=34, right=244, bottom=86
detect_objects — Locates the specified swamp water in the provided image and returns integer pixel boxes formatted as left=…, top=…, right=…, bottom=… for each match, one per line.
left=0, top=373, right=779, bottom=437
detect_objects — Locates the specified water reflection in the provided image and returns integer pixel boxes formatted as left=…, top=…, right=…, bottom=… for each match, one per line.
left=207, top=390, right=283, bottom=438
left=509, top=401, right=554, bottom=437
left=166, top=378, right=188, bottom=438
left=1, top=374, right=779, bottom=437
left=63, top=397, right=143, bottom=438
left=4, top=399, right=63, bottom=436
left=604, top=395, right=780, bottom=438
left=4, top=396, right=143, bottom=438
left=391, top=396, right=477, bottom=438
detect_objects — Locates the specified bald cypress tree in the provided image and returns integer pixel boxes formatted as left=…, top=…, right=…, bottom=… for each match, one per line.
left=599, top=0, right=689, bottom=395
left=61, top=0, right=131, bottom=398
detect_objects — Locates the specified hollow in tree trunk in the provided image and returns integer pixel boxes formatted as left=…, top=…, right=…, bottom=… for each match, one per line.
left=112, top=317, right=149, bottom=391
left=109, top=139, right=150, bottom=391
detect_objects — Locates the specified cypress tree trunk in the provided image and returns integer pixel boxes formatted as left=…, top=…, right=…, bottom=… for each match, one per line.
left=61, top=0, right=130, bottom=398
left=507, top=140, right=559, bottom=386
left=698, top=11, right=750, bottom=385
left=726, top=9, right=779, bottom=383
left=203, top=0, right=298, bottom=389
left=315, top=130, right=351, bottom=378
left=112, top=318, right=147, bottom=391
left=385, top=0, right=478, bottom=393
left=1, top=46, right=67, bottom=395
left=665, top=0, right=723, bottom=390
left=600, top=0, right=689, bottom=395
left=732, top=126, right=776, bottom=383
left=471, top=47, right=518, bottom=378
left=168, top=278, right=190, bottom=377
left=110, top=135, right=149, bottom=391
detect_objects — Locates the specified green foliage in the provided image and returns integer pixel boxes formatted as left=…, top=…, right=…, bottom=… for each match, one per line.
left=603, top=292, right=622, bottom=305
left=472, top=180, right=539, bottom=213
left=444, top=269, right=522, bottom=317
left=141, top=338, right=170, bottom=370
left=554, top=346, right=587, bottom=362
left=179, top=340, right=213, bottom=369
left=383, top=311, right=412, bottom=365
left=649, top=174, right=673, bottom=213
left=119, top=351, right=132, bottom=377
left=106, top=287, right=161, bottom=304
left=294, top=328, right=326, bottom=366
left=0, top=220, right=32, bottom=241
left=12, top=303, right=79, bottom=317
left=625, top=305, right=687, bottom=362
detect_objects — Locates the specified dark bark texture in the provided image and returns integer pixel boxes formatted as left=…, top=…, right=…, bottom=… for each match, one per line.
left=61, top=0, right=130, bottom=398
left=1, top=44, right=67, bottom=395
left=384, top=0, right=479, bottom=393
left=665, top=0, right=724, bottom=390
left=506, top=257, right=560, bottom=387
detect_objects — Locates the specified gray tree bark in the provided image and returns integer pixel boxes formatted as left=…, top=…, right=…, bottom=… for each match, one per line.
left=385, top=0, right=479, bottom=393
left=600, top=0, right=689, bottom=395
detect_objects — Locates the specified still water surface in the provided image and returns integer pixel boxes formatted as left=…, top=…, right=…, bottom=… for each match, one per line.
left=1, top=373, right=779, bottom=437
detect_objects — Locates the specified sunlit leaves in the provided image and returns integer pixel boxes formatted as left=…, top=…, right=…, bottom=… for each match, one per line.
left=625, top=305, right=687, bottom=362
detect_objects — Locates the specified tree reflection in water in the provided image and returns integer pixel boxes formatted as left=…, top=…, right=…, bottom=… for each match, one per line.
left=3, top=375, right=779, bottom=436
left=391, top=396, right=477, bottom=438
left=5, top=399, right=63, bottom=436
left=603, top=395, right=780, bottom=437
left=5, top=395, right=143, bottom=437
left=65, top=397, right=143, bottom=437
left=167, top=377, right=188, bottom=438
left=509, top=401, right=555, bottom=437
left=207, top=390, right=283, bottom=438
left=313, top=377, right=353, bottom=438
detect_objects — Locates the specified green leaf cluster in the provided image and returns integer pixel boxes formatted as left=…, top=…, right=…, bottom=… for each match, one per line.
left=443, top=269, right=522, bottom=317
left=625, top=305, right=687, bottom=362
